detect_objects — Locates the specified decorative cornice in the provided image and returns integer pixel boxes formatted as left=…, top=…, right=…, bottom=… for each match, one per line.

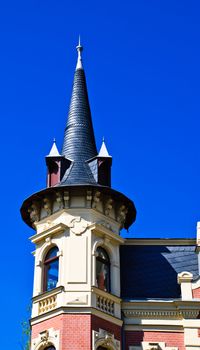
left=91, top=223, right=124, bottom=244
left=32, top=285, right=64, bottom=303
left=122, top=300, right=200, bottom=320
left=30, top=222, right=68, bottom=243
left=21, top=185, right=136, bottom=230
left=124, top=238, right=196, bottom=246
left=123, top=309, right=199, bottom=319
left=30, top=306, right=123, bottom=327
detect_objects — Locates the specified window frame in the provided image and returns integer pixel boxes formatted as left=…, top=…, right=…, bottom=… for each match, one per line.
left=43, top=246, right=59, bottom=292
left=96, top=246, right=111, bottom=293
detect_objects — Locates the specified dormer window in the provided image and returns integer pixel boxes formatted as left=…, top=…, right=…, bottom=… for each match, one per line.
left=96, top=247, right=110, bottom=292
left=43, top=246, right=59, bottom=292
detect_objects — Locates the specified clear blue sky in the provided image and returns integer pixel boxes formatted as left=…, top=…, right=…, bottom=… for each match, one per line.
left=1, top=0, right=200, bottom=348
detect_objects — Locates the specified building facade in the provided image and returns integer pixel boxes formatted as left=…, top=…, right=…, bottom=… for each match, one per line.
left=21, top=42, right=200, bottom=350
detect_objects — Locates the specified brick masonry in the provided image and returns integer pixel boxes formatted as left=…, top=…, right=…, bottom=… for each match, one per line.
left=92, top=314, right=121, bottom=341
left=32, top=314, right=91, bottom=350
left=125, top=331, right=185, bottom=350
left=31, top=313, right=121, bottom=350
left=193, top=287, right=200, bottom=298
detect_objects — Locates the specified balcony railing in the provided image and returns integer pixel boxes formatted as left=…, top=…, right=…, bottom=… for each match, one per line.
left=39, top=295, right=57, bottom=314
left=92, top=286, right=121, bottom=318
left=96, top=294, right=114, bottom=315
left=32, top=286, right=64, bottom=317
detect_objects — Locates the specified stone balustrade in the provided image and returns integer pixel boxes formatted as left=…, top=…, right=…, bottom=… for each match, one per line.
left=92, top=286, right=121, bottom=319
left=39, top=295, right=57, bottom=314
left=96, top=294, right=115, bottom=315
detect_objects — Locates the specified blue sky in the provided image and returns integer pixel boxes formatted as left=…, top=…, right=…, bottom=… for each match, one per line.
left=1, top=0, right=200, bottom=348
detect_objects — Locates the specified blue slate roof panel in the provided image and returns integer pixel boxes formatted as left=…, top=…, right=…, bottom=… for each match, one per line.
left=120, top=244, right=199, bottom=299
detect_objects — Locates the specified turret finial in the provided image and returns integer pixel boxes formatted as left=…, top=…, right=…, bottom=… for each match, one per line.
left=76, top=35, right=83, bottom=70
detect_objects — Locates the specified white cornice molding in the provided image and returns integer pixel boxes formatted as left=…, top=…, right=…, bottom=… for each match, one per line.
left=32, top=285, right=64, bottom=303
left=122, top=300, right=200, bottom=320
left=30, top=306, right=123, bottom=327
left=30, top=222, right=68, bottom=243
left=124, top=238, right=196, bottom=246
left=123, top=309, right=199, bottom=320
left=91, top=223, right=124, bottom=244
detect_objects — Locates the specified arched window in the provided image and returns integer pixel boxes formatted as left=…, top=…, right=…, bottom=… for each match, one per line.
left=43, top=246, right=59, bottom=292
left=96, top=247, right=110, bottom=292
left=44, top=347, right=56, bottom=350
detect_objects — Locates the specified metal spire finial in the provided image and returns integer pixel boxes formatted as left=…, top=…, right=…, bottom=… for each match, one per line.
left=76, top=35, right=83, bottom=70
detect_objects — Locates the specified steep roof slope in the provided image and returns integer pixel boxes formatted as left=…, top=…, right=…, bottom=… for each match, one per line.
left=120, top=243, right=199, bottom=299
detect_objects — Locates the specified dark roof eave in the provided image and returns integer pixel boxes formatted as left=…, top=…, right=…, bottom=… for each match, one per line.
left=20, top=184, right=136, bottom=230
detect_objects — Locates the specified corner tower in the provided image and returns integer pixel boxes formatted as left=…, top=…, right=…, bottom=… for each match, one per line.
left=21, top=41, right=136, bottom=350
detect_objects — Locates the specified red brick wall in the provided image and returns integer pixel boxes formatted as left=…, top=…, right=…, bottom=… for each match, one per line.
left=193, top=287, right=200, bottom=298
left=92, top=314, right=121, bottom=341
left=31, top=313, right=121, bottom=349
left=125, top=331, right=184, bottom=350
left=32, top=314, right=91, bottom=350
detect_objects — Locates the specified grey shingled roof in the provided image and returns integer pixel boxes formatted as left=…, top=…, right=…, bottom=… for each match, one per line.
left=120, top=244, right=199, bottom=299
left=61, top=68, right=97, bottom=185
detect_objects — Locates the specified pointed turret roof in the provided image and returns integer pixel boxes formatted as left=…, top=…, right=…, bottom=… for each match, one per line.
left=98, top=138, right=112, bottom=158
left=61, top=40, right=97, bottom=185
left=20, top=42, right=137, bottom=230
left=46, top=139, right=61, bottom=157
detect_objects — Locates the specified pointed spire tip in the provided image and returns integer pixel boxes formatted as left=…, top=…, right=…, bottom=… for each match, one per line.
left=76, top=35, right=83, bottom=70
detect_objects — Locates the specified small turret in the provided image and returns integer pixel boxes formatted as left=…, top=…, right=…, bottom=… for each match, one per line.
left=87, top=138, right=112, bottom=187
left=46, top=139, right=70, bottom=187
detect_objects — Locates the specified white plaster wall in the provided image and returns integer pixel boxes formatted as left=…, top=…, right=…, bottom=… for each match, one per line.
left=31, top=203, right=122, bottom=316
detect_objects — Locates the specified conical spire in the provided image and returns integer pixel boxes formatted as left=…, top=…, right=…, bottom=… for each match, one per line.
left=61, top=40, right=97, bottom=184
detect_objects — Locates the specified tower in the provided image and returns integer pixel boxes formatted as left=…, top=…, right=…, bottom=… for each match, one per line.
left=21, top=41, right=136, bottom=350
